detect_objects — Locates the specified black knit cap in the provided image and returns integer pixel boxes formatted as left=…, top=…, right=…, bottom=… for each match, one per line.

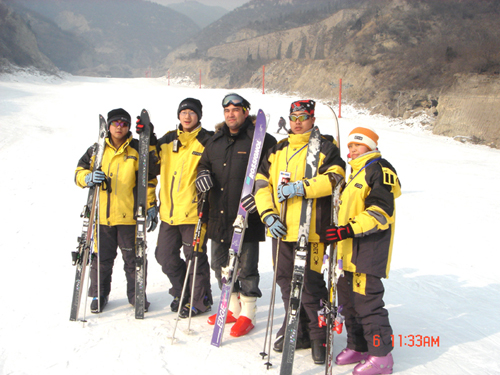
left=107, top=108, right=131, bottom=125
left=177, top=98, right=203, bottom=120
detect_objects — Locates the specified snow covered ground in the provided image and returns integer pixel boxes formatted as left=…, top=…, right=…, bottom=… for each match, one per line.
left=1, top=72, right=499, bottom=375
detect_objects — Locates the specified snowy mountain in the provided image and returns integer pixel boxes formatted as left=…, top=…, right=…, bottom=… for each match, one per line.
left=0, top=72, right=499, bottom=374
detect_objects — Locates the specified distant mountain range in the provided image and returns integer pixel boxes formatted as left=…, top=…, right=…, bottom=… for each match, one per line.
left=1, top=0, right=499, bottom=147
left=167, top=1, right=228, bottom=29
left=2, top=0, right=200, bottom=77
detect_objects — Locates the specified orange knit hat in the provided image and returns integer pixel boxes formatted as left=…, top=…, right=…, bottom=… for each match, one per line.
left=347, top=127, right=379, bottom=151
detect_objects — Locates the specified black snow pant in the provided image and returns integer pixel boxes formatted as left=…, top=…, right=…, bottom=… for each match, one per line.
left=337, top=271, right=393, bottom=356
left=155, top=221, right=212, bottom=312
left=211, top=240, right=262, bottom=298
left=89, top=224, right=146, bottom=304
left=273, top=239, right=327, bottom=341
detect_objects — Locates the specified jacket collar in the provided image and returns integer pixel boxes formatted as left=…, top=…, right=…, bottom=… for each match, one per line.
left=213, top=115, right=256, bottom=141
left=349, top=150, right=382, bottom=171
left=106, top=133, right=133, bottom=153
left=177, top=124, right=202, bottom=144
left=288, top=129, right=313, bottom=147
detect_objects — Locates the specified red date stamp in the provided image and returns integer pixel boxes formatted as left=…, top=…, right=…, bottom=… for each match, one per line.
left=373, top=334, right=440, bottom=347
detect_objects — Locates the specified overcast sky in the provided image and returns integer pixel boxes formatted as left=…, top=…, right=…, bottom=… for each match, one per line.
left=149, top=0, right=249, bottom=11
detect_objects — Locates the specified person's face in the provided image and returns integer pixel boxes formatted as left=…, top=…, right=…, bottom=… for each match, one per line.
left=289, top=111, right=315, bottom=134
left=108, top=120, right=129, bottom=142
left=348, top=143, right=371, bottom=160
left=224, top=104, right=248, bottom=133
left=179, top=109, right=199, bottom=132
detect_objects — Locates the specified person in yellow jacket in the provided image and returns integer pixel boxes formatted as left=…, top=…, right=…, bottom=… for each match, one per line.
left=254, top=100, right=345, bottom=365
left=326, top=127, right=401, bottom=375
left=153, top=98, right=214, bottom=318
left=75, top=108, right=158, bottom=314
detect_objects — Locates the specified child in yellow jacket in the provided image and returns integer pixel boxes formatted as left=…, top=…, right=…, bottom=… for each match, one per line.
left=326, top=127, right=401, bottom=375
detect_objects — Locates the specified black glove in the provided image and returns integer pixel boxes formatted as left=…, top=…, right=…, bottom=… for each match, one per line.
left=241, top=194, right=257, bottom=214
left=146, top=206, right=159, bottom=232
left=136, top=117, right=156, bottom=145
left=195, top=170, right=213, bottom=193
left=325, top=224, right=354, bottom=243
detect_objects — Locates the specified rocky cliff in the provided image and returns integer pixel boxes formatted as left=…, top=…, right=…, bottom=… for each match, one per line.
left=162, top=0, right=500, bottom=147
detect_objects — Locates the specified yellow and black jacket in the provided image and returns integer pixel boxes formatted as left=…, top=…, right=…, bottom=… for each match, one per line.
left=254, top=130, right=345, bottom=243
left=156, top=125, right=214, bottom=225
left=337, top=151, right=401, bottom=278
left=75, top=133, right=157, bottom=226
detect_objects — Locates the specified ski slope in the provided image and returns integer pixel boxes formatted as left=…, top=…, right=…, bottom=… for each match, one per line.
left=0, top=71, right=499, bottom=375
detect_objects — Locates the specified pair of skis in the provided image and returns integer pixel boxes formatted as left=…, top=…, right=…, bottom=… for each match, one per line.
left=69, top=110, right=151, bottom=321
left=69, top=115, right=107, bottom=322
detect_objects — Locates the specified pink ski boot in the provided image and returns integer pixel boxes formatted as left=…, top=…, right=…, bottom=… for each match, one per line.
left=335, top=348, right=368, bottom=365
left=352, top=353, right=394, bottom=375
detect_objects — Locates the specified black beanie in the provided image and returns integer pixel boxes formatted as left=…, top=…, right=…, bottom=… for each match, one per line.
left=177, top=98, right=203, bottom=120
left=107, top=108, right=131, bottom=125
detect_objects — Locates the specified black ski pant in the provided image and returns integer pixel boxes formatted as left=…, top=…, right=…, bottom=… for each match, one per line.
left=155, top=221, right=212, bottom=312
left=211, top=240, right=262, bottom=298
left=89, top=224, right=147, bottom=304
left=273, top=239, right=327, bottom=341
left=337, top=271, right=393, bottom=356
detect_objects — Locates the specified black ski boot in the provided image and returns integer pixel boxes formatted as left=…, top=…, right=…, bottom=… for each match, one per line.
left=311, top=339, right=326, bottom=364
left=90, top=296, right=108, bottom=313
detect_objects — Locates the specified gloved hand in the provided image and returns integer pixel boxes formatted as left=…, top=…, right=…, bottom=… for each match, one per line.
left=195, top=170, right=213, bottom=193
left=146, top=206, right=158, bottom=232
left=264, top=214, right=287, bottom=239
left=325, top=224, right=354, bottom=243
left=136, top=117, right=156, bottom=145
left=241, top=194, right=257, bottom=214
left=85, top=170, right=106, bottom=187
left=277, top=180, right=305, bottom=203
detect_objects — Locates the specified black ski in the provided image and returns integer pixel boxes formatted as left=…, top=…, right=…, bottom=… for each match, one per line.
left=134, top=109, right=151, bottom=319
left=70, top=115, right=107, bottom=321
left=280, top=126, right=321, bottom=374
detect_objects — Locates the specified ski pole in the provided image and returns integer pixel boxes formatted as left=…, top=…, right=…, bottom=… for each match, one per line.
left=187, top=192, right=207, bottom=332
left=261, top=197, right=288, bottom=368
left=171, top=192, right=207, bottom=343
left=81, top=184, right=101, bottom=325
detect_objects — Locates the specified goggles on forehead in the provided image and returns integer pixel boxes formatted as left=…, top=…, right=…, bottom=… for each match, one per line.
left=109, top=120, right=130, bottom=128
left=289, top=114, right=312, bottom=122
left=222, top=94, right=250, bottom=110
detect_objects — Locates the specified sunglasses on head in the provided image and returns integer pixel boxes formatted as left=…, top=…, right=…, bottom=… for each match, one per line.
left=289, top=114, right=312, bottom=122
left=222, top=94, right=249, bottom=109
left=109, top=120, right=130, bottom=128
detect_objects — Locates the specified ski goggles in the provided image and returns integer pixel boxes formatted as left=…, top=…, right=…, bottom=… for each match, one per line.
left=109, top=120, right=130, bottom=128
left=288, top=114, right=312, bottom=122
left=222, top=93, right=250, bottom=110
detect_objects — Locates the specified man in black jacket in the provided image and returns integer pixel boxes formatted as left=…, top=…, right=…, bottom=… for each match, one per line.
left=196, top=93, right=277, bottom=337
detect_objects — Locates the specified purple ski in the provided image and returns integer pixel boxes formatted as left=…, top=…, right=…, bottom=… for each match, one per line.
left=211, top=109, right=268, bottom=347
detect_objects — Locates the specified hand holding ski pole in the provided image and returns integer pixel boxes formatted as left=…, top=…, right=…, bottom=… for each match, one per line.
left=264, top=214, right=287, bottom=238
left=195, top=170, right=213, bottom=192
left=277, top=180, right=305, bottom=202
left=85, top=170, right=106, bottom=187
